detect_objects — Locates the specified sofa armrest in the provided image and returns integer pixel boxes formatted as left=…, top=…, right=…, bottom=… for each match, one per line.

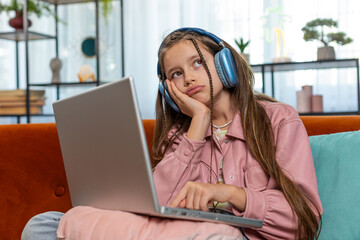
left=0, top=123, right=72, bottom=239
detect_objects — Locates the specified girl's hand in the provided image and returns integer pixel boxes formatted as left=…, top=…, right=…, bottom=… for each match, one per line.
left=166, top=80, right=210, bottom=141
left=166, top=80, right=209, bottom=118
left=170, top=182, right=247, bottom=212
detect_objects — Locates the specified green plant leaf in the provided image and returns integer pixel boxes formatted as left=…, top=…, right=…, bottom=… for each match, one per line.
left=234, top=37, right=250, bottom=53
left=327, top=32, right=353, bottom=45
left=0, top=0, right=113, bottom=22
left=301, top=18, right=352, bottom=47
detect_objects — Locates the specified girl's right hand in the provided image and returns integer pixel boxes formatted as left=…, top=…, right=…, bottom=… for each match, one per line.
left=166, top=80, right=209, bottom=118
left=170, top=182, right=247, bottom=212
left=166, top=80, right=210, bottom=141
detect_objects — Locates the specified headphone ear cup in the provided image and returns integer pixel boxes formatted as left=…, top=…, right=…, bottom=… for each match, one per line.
left=214, top=48, right=238, bottom=88
left=158, top=81, right=181, bottom=113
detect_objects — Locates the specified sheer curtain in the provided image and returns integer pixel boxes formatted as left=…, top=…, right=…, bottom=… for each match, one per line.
left=124, top=0, right=258, bottom=118
left=0, top=0, right=359, bottom=123
left=125, top=0, right=360, bottom=117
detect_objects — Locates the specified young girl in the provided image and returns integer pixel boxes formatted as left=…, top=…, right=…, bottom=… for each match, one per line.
left=22, top=28, right=322, bottom=240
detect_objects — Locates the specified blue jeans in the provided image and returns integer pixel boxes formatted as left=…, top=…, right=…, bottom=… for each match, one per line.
left=21, top=211, right=63, bottom=240
left=22, top=211, right=249, bottom=240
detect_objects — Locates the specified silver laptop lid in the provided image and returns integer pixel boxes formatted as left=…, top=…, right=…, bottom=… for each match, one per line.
left=53, top=77, right=160, bottom=215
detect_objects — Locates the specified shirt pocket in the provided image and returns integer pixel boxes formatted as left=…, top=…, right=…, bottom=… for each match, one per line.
left=244, top=165, right=269, bottom=191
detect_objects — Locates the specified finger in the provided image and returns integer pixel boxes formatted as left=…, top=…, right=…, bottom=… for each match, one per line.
left=179, top=199, right=186, bottom=208
left=169, top=81, right=181, bottom=97
left=200, top=196, right=211, bottom=212
left=166, top=80, right=180, bottom=103
left=193, top=188, right=201, bottom=210
left=185, top=185, right=196, bottom=209
left=170, top=186, right=187, bottom=208
left=168, top=80, right=185, bottom=104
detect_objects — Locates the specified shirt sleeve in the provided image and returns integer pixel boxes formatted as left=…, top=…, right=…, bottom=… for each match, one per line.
left=153, top=132, right=206, bottom=206
left=241, top=118, right=323, bottom=239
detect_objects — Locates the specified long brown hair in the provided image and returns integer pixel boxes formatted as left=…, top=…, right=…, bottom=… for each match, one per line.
left=153, top=30, right=321, bottom=239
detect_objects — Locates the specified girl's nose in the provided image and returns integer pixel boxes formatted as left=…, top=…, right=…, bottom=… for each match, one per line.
left=184, top=72, right=195, bottom=86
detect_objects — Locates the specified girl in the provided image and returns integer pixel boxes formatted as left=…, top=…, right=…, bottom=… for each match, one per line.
left=22, top=28, right=322, bottom=240
left=152, top=27, right=322, bottom=239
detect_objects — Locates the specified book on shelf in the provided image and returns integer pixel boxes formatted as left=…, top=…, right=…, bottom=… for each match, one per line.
left=0, top=98, right=45, bottom=108
left=0, top=106, right=43, bottom=115
left=0, top=89, right=46, bottom=115
left=0, top=89, right=45, bottom=98
left=0, top=95, right=41, bottom=102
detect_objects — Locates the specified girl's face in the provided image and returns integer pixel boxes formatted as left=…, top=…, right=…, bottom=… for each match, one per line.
left=163, top=40, right=225, bottom=107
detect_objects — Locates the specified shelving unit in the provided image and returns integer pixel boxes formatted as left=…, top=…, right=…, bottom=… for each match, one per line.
left=0, top=0, right=124, bottom=123
left=251, top=58, right=360, bottom=115
left=0, top=29, right=56, bottom=123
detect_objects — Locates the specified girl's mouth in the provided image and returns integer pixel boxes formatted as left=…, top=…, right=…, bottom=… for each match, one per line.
left=186, top=85, right=205, bottom=96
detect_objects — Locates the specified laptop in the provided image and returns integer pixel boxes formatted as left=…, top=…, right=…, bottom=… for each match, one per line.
left=53, top=76, right=263, bottom=229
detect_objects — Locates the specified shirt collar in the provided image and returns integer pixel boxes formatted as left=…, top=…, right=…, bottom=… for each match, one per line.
left=205, top=112, right=245, bottom=140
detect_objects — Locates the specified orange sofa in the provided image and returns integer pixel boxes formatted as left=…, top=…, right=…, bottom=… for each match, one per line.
left=1, top=116, right=360, bottom=239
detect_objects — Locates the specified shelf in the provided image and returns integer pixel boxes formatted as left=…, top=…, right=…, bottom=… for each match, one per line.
left=29, top=81, right=107, bottom=87
left=42, top=0, right=96, bottom=5
left=0, top=31, right=55, bottom=42
left=0, top=113, right=54, bottom=117
left=250, top=58, right=360, bottom=115
left=251, top=58, right=359, bottom=73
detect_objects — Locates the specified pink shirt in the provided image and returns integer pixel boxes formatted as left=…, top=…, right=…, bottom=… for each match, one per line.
left=153, top=101, right=323, bottom=239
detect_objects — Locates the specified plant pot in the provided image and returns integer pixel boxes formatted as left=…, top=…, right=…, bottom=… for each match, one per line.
left=240, top=53, right=250, bottom=63
left=317, top=46, right=335, bottom=61
left=8, top=12, right=32, bottom=30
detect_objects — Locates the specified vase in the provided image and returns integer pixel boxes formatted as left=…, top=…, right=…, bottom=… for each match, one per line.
left=50, top=58, right=62, bottom=83
left=311, top=95, right=324, bottom=112
left=8, top=11, right=32, bottom=30
left=317, top=46, right=335, bottom=61
left=296, top=89, right=312, bottom=113
left=240, top=53, right=250, bottom=63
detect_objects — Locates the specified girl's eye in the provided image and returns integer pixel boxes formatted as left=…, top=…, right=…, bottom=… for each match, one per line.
left=194, top=59, right=203, bottom=67
left=171, top=71, right=182, bottom=79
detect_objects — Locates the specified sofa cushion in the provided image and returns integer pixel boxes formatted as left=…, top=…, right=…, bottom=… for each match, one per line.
left=309, top=130, right=360, bottom=239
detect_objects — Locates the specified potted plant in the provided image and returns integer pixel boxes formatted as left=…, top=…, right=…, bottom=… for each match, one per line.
left=0, top=0, right=55, bottom=29
left=301, top=18, right=353, bottom=60
left=0, top=0, right=113, bottom=30
left=100, top=0, right=112, bottom=22
left=234, top=37, right=250, bottom=62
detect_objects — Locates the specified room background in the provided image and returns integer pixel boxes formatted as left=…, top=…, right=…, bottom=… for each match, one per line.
left=0, top=0, right=359, bottom=123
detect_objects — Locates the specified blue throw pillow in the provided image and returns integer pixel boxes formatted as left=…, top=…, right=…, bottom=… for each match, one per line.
left=309, top=130, right=360, bottom=240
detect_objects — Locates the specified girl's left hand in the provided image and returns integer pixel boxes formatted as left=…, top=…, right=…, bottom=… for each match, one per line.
left=166, top=80, right=210, bottom=118
left=170, top=182, right=246, bottom=212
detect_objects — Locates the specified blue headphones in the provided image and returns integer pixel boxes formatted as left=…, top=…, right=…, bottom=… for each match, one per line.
left=158, top=27, right=239, bottom=112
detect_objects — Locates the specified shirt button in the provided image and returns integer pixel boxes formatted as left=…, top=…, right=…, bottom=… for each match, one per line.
left=230, top=175, right=235, bottom=181
left=225, top=139, right=229, bottom=144
left=184, top=150, right=190, bottom=156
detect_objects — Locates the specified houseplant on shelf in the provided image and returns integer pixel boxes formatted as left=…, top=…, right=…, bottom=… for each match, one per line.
left=234, top=37, right=250, bottom=63
left=0, top=0, right=55, bottom=29
left=301, top=18, right=353, bottom=60
left=100, top=0, right=112, bottom=22
left=0, top=0, right=113, bottom=30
